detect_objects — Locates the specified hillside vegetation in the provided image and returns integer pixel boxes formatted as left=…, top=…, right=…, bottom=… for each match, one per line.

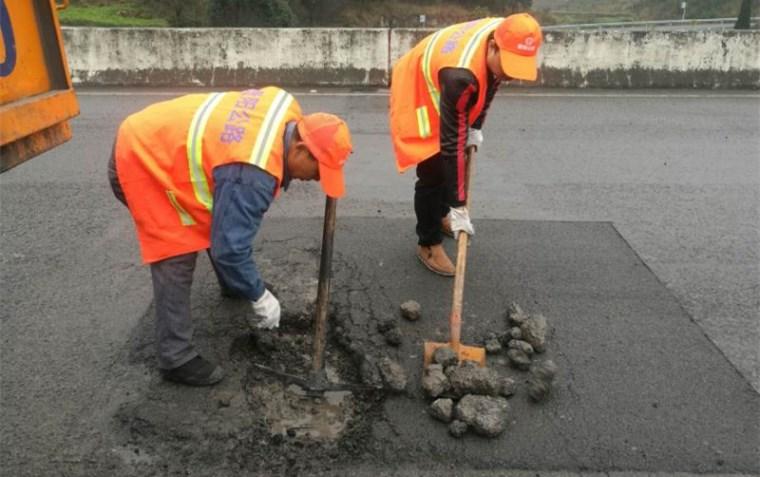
left=59, top=0, right=753, bottom=27
left=534, top=0, right=749, bottom=23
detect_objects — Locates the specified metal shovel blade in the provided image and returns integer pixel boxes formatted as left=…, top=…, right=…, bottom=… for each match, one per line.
left=423, top=341, right=486, bottom=368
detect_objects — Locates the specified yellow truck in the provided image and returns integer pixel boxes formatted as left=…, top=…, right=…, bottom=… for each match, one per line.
left=0, top=0, right=79, bottom=173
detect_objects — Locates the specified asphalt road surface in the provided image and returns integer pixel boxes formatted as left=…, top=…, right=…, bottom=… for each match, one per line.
left=1, top=88, right=758, bottom=476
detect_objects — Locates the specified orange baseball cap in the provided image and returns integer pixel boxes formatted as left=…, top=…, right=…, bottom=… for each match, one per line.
left=297, top=113, right=353, bottom=198
left=494, top=13, right=543, bottom=81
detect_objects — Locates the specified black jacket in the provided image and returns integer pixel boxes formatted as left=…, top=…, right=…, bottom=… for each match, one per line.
left=438, top=67, right=499, bottom=207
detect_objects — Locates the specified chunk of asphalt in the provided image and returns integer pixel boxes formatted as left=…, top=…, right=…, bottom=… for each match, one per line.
left=527, top=377, right=551, bottom=402
left=454, top=394, right=510, bottom=438
left=507, top=348, right=532, bottom=371
left=376, top=316, right=396, bottom=333
left=500, top=377, right=517, bottom=398
left=252, top=330, right=278, bottom=352
left=378, top=357, right=408, bottom=392
left=359, top=357, right=383, bottom=388
left=448, top=419, right=468, bottom=438
left=448, top=364, right=502, bottom=398
left=520, top=314, right=548, bottom=353
left=506, top=302, right=529, bottom=326
left=429, top=398, right=454, bottom=423
left=383, top=326, right=403, bottom=347
left=432, top=346, right=458, bottom=368
left=530, top=359, right=558, bottom=381
left=399, top=300, right=422, bottom=321
left=484, top=338, right=502, bottom=354
left=507, top=339, right=535, bottom=356
left=509, top=327, right=523, bottom=340
left=421, top=364, right=450, bottom=398
left=527, top=359, right=558, bottom=402
left=216, top=392, right=233, bottom=408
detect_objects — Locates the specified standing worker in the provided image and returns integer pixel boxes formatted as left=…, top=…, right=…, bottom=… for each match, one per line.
left=109, top=87, right=352, bottom=386
left=389, top=13, right=542, bottom=275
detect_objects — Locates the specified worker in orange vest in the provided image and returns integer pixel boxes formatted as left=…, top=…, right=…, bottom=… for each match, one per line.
left=108, top=87, right=352, bottom=386
left=389, top=13, right=542, bottom=275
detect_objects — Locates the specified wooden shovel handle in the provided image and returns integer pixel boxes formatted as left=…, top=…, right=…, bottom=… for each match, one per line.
left=312, top=196, right=337, bottom=373
left=449, top=147, right=475, bottom=347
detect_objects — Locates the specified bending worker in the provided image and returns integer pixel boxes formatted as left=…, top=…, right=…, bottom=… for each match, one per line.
left=109, top=87, right=352, bottom=386
left=389, top=13, right=542, bottom=276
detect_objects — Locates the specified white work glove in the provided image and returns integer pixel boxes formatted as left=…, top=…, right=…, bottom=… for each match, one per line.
left=466, top=128, right=483, bottom=151
left=250, top=289, right=281, bottom=330
left=447, top=206, right=474, bottom=238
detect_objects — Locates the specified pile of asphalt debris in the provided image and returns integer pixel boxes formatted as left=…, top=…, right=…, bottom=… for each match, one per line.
left=392, top=300, right=558, bottom=439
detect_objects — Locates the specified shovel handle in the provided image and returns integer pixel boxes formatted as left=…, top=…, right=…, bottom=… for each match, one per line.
left=312, top=196, right=337, bottom=373
left=449, top=147, right=475, bottom=347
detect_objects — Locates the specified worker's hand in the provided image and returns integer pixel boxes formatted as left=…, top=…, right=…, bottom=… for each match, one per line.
left=250, top=289, right=281, bottom=330
left=448, top=206, right=474, bottom=238
left=466, top=128, right=483, bottom=151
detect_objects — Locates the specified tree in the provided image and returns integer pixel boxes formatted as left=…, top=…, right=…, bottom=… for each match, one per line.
left=142, top=0, right=209, bottom=26
left=735, top=0, right=752, bottom=29
left=506, top=0, right=533, bottom=14
left=449, top=0, right=532, bottom=14
left=291, top=0, right=351, bottom=26
left=209, top=0, right=296, bottom=27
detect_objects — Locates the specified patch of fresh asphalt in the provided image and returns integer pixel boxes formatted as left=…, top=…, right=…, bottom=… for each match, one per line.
left=4, top=216, right=755, bottom=476
left=1, top=89, right=758, bottom=475
left=327, top=218, right=758, bottom=473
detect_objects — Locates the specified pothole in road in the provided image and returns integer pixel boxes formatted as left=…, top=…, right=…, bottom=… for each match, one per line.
left=241, top=327, right=364, bottom=443
left=106, top=246, right=390, bottom=474
left=110, top=322, right=384, bottom=475
left=254, top=382, right=355, bottom=440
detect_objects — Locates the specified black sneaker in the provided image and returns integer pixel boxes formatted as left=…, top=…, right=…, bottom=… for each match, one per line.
left=161, top=356, right=224, bottom=386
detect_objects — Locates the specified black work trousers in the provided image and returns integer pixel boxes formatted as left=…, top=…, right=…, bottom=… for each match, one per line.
left=108, top=149, right=228, bottom=370
left=414, top=154, right=450, bottom=246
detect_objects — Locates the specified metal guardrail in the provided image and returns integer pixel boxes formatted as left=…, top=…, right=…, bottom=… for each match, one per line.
left=544, top=17, right=760, bottom=32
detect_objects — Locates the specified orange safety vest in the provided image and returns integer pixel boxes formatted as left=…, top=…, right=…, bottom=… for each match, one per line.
left=389, top=17, right=503, bottom=172
left=115, top=87, right=302, bottom=264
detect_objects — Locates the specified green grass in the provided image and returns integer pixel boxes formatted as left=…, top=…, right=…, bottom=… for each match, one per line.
left=58, top=3, right=168, bottom=27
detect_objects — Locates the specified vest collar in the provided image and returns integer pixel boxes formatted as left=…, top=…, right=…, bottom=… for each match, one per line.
left=281, top=121, right=297, bottom=192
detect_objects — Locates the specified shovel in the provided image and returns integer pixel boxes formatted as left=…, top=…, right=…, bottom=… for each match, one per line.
left=423, top=147, right=486, bottom=367
left=254, top=196, right=369, bottom=395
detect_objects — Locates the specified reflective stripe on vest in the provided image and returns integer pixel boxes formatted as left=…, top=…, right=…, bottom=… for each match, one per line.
left=166, top=190, right=196, bottom=226
left=249, top=89, right=295, bottom=168
left=416, top=106, right=431, bottom=138
left=186, top=92, right=226, bottom=212
left=457, top=18, right=502, bottom=68
left=421, top=28, right=448, bottom=116
left=418, top=19, right=501, bottom=137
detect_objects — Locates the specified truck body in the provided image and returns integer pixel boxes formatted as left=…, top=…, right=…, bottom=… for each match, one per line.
left=0, top=0, right=79, bottom=173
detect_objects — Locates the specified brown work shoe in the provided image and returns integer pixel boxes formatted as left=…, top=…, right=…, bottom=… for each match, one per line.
left=441, top=216, right=454, bottom=238
left=417, top=244, right=455, bottom=277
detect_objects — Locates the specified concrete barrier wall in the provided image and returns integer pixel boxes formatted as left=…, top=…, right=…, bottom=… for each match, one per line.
left=63, top=27, right=760, bottom=89
left=63, top=27, right=389, bottom=87
left=541, top=30, right=760, bottom=88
